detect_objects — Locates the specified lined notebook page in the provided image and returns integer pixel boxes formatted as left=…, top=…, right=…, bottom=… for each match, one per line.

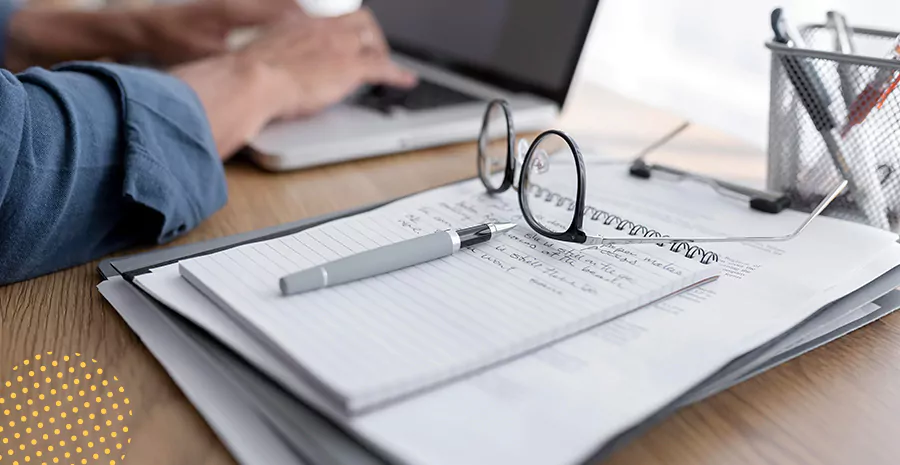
left=180, top=179, right=718, bottom=414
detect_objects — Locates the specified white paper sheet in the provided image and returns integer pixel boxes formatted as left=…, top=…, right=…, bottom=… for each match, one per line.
left=138, top=248, right=900, bottom=465
left=345, top=168, right=900, bottom=465
left=354, top=249, right=900, bottom=465
left=141, top=165, right=900, bottom=465
left=179, top=176, right=717, bottom=412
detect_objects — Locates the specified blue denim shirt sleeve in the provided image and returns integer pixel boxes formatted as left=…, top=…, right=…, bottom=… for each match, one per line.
left=0, top=62, right=227, bottom=285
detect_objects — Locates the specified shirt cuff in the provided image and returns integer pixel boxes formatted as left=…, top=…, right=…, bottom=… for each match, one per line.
left=57, top=62, right=228, bottom=244
left=0, top=0, right=22, bottom=67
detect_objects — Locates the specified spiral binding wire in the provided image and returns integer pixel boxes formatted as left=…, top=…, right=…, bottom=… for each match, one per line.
left=527, top=185, right=720, bottom=264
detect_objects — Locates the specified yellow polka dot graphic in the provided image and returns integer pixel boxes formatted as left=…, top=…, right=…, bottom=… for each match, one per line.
left=0, top=353, right=132, bottom=465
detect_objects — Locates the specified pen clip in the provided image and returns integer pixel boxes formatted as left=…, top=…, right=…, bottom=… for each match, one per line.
left=826, top=11, right=856, bottom=54
left=771, top=7, right=808, bottom=48
left=771, top=8, right=835, bottom=131
left=771, top=8, right=791, bottom=44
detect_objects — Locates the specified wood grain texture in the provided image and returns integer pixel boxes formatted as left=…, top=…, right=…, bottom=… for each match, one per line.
left=2, top=81, right=899, bottom=465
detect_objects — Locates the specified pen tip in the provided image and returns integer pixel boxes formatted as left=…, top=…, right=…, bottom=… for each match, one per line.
left=494, top=223, right=517, bottom=234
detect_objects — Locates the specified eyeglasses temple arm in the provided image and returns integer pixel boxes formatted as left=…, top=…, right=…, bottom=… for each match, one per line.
left=632, top=122, right=691, bottom=163
left=586, top=180, right=849, bottom=246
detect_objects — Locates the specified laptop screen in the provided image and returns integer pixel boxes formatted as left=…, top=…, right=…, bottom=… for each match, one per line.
left=366, top=0, right=600, bottom=106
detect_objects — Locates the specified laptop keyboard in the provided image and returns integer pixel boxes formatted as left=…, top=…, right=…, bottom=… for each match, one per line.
left=353, top=79, right=480, bottom=114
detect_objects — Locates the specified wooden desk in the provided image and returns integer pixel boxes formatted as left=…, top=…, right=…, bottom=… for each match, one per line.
left=3, top=82, right=899, bottom=465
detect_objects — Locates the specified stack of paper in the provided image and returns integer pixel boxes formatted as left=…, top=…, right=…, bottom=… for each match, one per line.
left=178, top=175, right=718, bottom=414
left=100, top=165, right=900, bottom=465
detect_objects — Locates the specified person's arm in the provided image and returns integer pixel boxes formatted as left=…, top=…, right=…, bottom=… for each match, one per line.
left=1, top=0, right=303, bottom=72
left=4, top=6, right=147, bottom=71
left=0, top=10, right=412, bottom=284
left=0, top=63, right=227, bottom=285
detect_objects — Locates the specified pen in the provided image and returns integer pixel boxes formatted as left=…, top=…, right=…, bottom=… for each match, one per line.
left=772, top=8, right=890, bottom=230
left=876, top=36, right=900, bottom=109
left=279, top=222, right=517, bottom=296
left=842, top=34, right=900, bottom=136
left=827, top=11, right=856, bottom=55
left=826, top=11, right=861, bottom=106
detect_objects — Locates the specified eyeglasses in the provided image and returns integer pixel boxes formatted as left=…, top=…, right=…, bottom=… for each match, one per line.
left=477, top=99, right=848, bottom=247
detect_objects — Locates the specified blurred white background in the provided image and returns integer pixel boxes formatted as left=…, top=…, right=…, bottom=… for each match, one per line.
left=577, top=0, right=900, bottom=149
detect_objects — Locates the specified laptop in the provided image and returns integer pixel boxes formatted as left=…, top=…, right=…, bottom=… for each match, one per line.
left=249, top=0, right=601, bottom=171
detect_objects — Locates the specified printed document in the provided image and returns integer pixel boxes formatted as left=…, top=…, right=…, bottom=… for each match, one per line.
left=155, top=165, right=898, bottom=465
left=180, top=174, right=718, bottom=413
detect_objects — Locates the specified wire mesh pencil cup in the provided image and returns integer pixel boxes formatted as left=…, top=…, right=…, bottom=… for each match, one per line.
left=767, top=25, right=900, bottom=231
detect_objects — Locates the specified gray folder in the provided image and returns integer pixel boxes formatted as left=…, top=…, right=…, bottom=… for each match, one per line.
left=99, top=206, right=900, bottom=465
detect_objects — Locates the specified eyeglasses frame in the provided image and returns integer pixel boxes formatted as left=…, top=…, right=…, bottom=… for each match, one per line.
left=477, top=99, right=849, bottom=247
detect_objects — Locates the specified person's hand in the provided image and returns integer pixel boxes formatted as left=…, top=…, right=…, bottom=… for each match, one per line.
left=173, top=9, right=417, bottom=158
left=236, top=9, right=417, bottom=119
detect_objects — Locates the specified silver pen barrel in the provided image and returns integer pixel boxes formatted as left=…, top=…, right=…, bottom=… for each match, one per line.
left=280, top=223, right=516, bottom=296
left=280, top=231, right=457, bottom=296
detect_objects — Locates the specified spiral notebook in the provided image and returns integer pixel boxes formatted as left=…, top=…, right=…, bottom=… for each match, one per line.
left=178, top=178, right=720, bottom=415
